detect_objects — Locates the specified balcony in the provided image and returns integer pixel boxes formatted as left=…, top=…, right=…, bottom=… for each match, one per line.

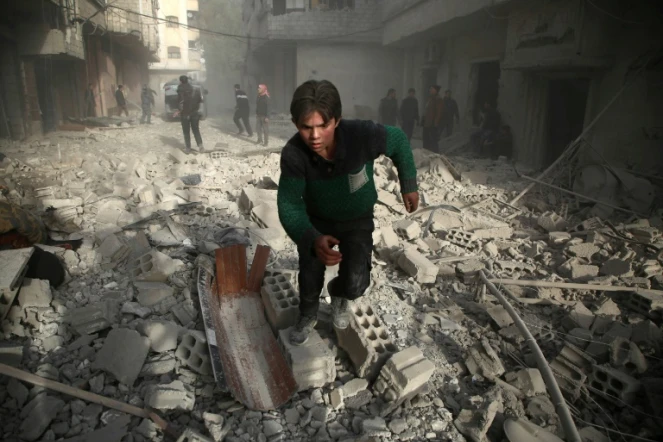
left=256, top=0, right=382, bottom=43
left=105, top=0, right=159, bottom=59
left=17, top=24, right=85, bottom=60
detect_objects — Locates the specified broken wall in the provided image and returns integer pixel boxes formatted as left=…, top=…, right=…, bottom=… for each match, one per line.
left=296, top=43, right=403, bottom=119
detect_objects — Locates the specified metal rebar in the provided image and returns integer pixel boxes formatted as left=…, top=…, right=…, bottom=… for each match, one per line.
left=479, top=270, right=582, bottom=442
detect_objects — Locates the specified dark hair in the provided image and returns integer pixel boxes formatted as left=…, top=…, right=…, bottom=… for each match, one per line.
left=179, top=75, right=188, bottom=83
left=387, top=88, right=396, bottom=96
left=118, top=84, right=123, bottom=89
left=432, top=85, right=441, bottom=93
left=234, top=84, right=240, bottom=89
left=290, top=80, right=342, bottom=125
left=408, top=88, right=415, bottom=94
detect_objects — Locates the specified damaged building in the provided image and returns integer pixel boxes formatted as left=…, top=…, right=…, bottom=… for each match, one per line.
left=0, top=0, right=159, bottom=139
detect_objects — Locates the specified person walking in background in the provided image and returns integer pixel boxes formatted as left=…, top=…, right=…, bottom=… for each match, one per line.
left=440, top=89, right=460, bottom=138
left=422, top=85, right=444, bottom=152
left=233, top=84, right=252, bottom=136
left=256, top=84, right=270, bottom=146
left=399, top=88, right=419, bottom=141
left=140, top=85, right=155, bottom=124
left=84, top=84, right=96, bottom=118
left=115, top=85, right=129, bottom=117
left=176, top=75, right=204, bottom=152
left=378, top=88, right=399, bottom=126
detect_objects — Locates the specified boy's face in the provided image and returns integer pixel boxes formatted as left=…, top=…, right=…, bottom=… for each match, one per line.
left=294, top=111, right=339, bottom=155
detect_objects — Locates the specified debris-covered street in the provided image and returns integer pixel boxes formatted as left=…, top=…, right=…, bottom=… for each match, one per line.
left=1, top=115, right=662, bottom=442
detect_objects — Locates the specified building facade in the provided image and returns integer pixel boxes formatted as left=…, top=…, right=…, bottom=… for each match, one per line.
left=149, top=0, right=205, bottom=112
left=0, top=0, right=160, bottom=139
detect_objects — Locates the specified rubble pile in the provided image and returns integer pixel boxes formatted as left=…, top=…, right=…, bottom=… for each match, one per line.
left=0, top=120, right=662, bottom=442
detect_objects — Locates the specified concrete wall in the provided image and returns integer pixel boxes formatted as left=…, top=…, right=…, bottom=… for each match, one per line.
left=152, top=0, right=201, bottom=72
left=296, top=43, right=403, bottom=119
left=17, top=25, right=85, bottom=60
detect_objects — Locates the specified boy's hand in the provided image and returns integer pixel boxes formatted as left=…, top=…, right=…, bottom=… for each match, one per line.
left=314, top=235, right=342, bottom=266
left=402, top=192, right=419, bottom=213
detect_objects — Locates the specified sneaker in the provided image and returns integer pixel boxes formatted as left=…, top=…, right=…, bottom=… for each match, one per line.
left=330, top=297, right=351, bottom=329
left=198, top=144, right=205, bottom=152
left=289, top=315, right=317, bottom=346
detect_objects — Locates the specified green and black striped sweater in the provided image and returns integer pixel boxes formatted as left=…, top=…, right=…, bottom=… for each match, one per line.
left=277, top=119, right=418, bottom=251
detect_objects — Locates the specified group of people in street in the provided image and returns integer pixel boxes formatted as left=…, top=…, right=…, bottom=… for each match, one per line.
left=378, top=86, right=460, bottom=152
left=233, top=83, right=271, bottom=147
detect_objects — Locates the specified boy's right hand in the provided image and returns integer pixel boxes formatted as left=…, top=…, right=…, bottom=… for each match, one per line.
left=314, top=235, right=342, bottom=266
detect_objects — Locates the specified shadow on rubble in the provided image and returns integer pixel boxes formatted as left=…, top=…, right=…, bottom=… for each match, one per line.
left=159, top=135, right=188, bottom=152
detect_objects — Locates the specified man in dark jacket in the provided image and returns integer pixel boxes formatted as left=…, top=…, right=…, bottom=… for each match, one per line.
left=277, top=79, right=419, bottom=345
left=140, top=85, right=155, bottom=124
left=422, top=85, right=444, bottom=152
left=115, top=85, right=128, bottom=116
left=233, top=84, right=252, bottom=136
left=85, top=84, right=96, bottom=118
left=378, top=89, right=399, bottom=126
left=176, top=75, right=204, bottom=152
left=440, top=89, right=460, bottom=138
left=256, top=84, right=270, bottom=146
left=399, top=88, right=419, bottom=141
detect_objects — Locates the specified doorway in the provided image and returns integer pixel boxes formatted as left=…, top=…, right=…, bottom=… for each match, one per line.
left=34, top=59, right=57, bottom=133
left=472, top=61, right=500, bottom=124
left=545, top=78, right=590, bottom=165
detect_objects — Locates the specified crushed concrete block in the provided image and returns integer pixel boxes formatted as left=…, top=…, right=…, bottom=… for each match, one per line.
left=132, top=250, right=183, bottom=282
left=454, top=400, right=499, bottom=442
left=568, top=217, right=603, bottom=234
left=609, top=337, right=647, bottom=375
left=121, top=302, right=152, bottom=318
left=445, top=229, right=478, bottom=248
left=455, top=259, right=485, bottom=284
left=562, top=302, right=595, bottom=331
left=261, top=274, right=300, bottom=332
left=600, top=259, right=632, bottom=277
left=571, top=262, right=599, bottom=282
left=19, top=394, right=65, bottom=441
left=537, top=211, right=567, bottom=232
left=379, top=226, right=400, bottom=249
left=568, top=243, right=600, bottom=259
left=249, top=227, right=287, bottom=251
left=141, top=353, right=177, bottom=376
left=135, top=282, right=175, bottom=307
left=377, top=189, right=406, bottom=214
left=393, top=220, right=421, bottom=240
left=373, top=346, right=435, bottom=416
left=593, top=296, right=621, bottom=318
left=251, top=203, right=284, bottom=232
left=64, top=295, right=122, bottom=335
left=362, top=417, right=390, bottom=437
left=176, top=428, right=213, bottom=442
left=505, top=369, right=546, bottom=397
left=472, top=226, right=513, bottom=240
left=175, top=330, right=212, bottom=375
left=279, top=327, right=336, bottom=391
left=465, top=339, right=505, bottom=379
left=486, top=305, right=514, bottom=329
left=18, top=278, right=52, bottom=308
left=494, top=260, right=535, bottom=275
left=551, top=344, right=594, bottom=401
left=632, top=320, right=663, bottom=351
left=624, top=290, right=663, bottom=318
left=172, top=300, right=198, bottom=326
left=0, top=248, right=33, bottom=319
left=137, top=320, right=180, bottom=352
left=91, top=328, right=150, bottom=386
left=483, top=242, right=499, bottom=257
left=589, top=364, right=640, bottom=405
left=239, top=187, right=277, bottom=213
left=145, top=380, right=195, bottom=411
left=335, top=304, right=397, bottom=382
left=397, top=248, right=438, bottom=284
left=566, top=328, right=593, bottom=349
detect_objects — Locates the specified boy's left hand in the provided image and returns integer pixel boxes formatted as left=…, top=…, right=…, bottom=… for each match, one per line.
left=402, top=192, right=419, bottom=213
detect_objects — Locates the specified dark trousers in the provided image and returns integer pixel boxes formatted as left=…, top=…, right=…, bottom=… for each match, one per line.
left=117, top=104, right=128, bottom=117
left=86, top=102, right=95, bottom=118
left=440, top=118, right=454, bottom=138
left=234, top=110, right=252, bottom=135
left=140, top=107, right=151, bottom=124
left=422, top=126, right=439, bottom=152
left=298, top=223, right=374, bottom=317
left=402, top=119, right=415, bottom=141
left=181, top=114, right=203, bottom=148
left=256, top=116, right=269, bottom=145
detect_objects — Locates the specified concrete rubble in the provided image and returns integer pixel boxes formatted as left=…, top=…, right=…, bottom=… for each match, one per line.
left=0, top=121, right=661, bottom=442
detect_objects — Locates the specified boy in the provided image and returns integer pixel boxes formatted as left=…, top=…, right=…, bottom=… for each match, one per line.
left=277, top=80, right=419, bottom=345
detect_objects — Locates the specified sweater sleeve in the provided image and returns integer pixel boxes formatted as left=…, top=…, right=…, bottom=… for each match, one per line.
left=277, top=146, right=322, bottom=253
left=384, top=125, right=418, bottom=194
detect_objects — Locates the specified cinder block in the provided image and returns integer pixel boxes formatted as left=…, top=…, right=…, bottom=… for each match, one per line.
left=505, top=368, right=546, bottom=397
left=609, top=337, right=647, bottom=375
left=176, top=428, right=213, bottom=442
left=562, top=302, right=595, bottom=331
left=261, top=275, right=300, bottom=332
left=137, top=186, right=157, bottom=204
left=278, top=327, right=336, bottom=391
left=393, top=220, right=421, bottom=240
left=537, top=211, right=567, bottom=232
left=455, top=259, right=485, bottom=284
left=137, top=320, right=180, bottom=353
left=91, top=328, right=150, bottom=386
left=172, top=300, right=198, bottom=326
left=494, top=260, right=535, bottom=276
left=251, top=203, right=284, bottom=232
left=18, top=278, right=52, bottom=308
left=454, top=401, right=499, bottom=442
left=396, top=248, right=438, bottom=284
left=444, top=229, right=477, bottom=248
left=567, top=243, right=600, bottom=259
left=631, top=320, right=662, bottom=351
left=373, top=346, right=435, bottom=416
left=145, top=380, right=195, bottom=411
left=239, top=187, right=277, bottom=213
left=589, top=364, right=641, bottom=405
left=132, top=250, right=182, bottom=282
left=550, top=344, right=594, bottom=402
left=64, top=296, right=122, bottom=335
left=486, top=305, right=514, bottom=329
left=335, top=304, right=397, bottom=382
left=624, top=290, right=663, bottom=318
left=175, top=330, right=212, bottom=375
left=465, top=339, right=505, bottom=379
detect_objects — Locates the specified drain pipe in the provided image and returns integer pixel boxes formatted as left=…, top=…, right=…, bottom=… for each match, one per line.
left=478, top=270, right=582, bottom=442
